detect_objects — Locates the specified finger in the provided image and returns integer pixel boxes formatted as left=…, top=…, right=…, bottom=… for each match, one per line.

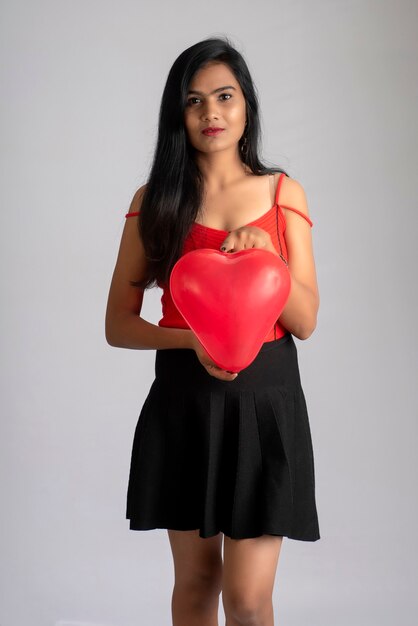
left=221, top=230, right=257, bottom=252
left=220, top=233, right=234, bottom=252
left=209, top=366, right=238, bottom=381
left=215, top=371, right=238, bottom=381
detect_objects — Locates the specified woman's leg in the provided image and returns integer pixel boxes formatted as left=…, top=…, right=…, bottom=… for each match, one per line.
left=222, top=535, right=283, bottom=626
left=167, top=528, right=224, bottom=626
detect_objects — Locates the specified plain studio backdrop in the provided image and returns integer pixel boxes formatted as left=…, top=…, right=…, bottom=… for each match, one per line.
left=1, top=1, right=417, bottom=625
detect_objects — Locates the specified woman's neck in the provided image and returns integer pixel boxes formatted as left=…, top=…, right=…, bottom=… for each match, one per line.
left=195, top=150, right=251, bottom=190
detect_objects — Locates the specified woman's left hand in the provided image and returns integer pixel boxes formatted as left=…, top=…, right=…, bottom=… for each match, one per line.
left=219, top=225, right=278, bottom=255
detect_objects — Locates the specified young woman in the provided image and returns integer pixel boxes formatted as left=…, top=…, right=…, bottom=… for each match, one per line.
left=106, top=37, right=320, bottom=626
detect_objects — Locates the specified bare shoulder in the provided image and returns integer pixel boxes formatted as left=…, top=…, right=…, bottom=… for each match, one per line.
left=128, top=182, right=148, bottom=213
left=277, top=173, right=311, bottom=220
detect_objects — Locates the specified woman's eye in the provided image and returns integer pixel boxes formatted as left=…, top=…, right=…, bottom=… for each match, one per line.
left=186, top=93, right=232, bottom=106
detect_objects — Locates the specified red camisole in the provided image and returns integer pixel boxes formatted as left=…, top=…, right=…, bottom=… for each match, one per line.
left=125, top=172, right=313, bottom=343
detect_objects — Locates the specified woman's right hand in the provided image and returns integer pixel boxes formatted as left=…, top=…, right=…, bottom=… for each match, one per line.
left=188, top=332, right=238, bottom=382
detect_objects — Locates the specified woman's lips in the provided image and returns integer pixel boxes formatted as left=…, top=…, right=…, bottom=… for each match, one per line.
left=202, top=128, right=224, bottom=136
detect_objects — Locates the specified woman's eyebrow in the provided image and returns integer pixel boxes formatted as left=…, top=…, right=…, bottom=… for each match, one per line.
left=187, top=85, right=236, bottom=95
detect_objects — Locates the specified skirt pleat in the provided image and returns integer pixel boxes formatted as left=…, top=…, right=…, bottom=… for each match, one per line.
left=126, top=333, right=320, bottom=541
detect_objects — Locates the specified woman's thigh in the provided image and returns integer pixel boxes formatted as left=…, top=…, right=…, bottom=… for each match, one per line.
left=167, top=529, right=224, bottom=591
left=222, top=535, right=283, bottom=608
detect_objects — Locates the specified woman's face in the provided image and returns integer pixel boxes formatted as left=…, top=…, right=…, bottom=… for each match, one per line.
left=183, top=61, right=247, bottom=154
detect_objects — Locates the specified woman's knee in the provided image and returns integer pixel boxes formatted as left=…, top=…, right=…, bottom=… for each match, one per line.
left=177, top=564, right=223, bottom=596
left=222, top=590, right=273, bottom=625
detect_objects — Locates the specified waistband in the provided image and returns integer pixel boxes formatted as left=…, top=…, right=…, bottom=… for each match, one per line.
left=258, top=332, right=292, bottom=352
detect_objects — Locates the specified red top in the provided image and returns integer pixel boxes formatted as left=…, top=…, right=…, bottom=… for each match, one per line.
left=125, top=172, right=313, bottom=342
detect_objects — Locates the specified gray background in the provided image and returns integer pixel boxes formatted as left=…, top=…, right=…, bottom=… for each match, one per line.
left=1, top=0, right=417, bottom=625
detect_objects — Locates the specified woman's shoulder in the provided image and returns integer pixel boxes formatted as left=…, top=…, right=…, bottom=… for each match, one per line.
left=274, top=172, right=310, bottom=220
left=128, top=183, right=148, bottom=213
left=273, top=171, right=305, bottom=197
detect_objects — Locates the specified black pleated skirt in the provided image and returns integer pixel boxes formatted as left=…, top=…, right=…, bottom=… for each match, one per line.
left=126, top=332, right=320, bottom=541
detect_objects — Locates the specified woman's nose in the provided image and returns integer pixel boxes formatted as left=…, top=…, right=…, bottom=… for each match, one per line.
left=201, top=100, right=219, bottom=121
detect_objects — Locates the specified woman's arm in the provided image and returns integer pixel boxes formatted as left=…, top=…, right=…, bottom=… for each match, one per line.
left=276, top=176, right=319, bottom=340
left=105, top=185, right=193, bottom=350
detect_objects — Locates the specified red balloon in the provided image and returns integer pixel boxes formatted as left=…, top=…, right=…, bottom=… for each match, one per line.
left=169, top=248, right=291, bottom=373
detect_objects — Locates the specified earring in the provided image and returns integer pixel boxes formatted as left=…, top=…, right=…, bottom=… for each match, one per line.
left=240, top=133, right=248, bottom=157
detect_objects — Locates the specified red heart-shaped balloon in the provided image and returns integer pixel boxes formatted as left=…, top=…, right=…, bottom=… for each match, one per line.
left=169, top=248, right=291, bottom=372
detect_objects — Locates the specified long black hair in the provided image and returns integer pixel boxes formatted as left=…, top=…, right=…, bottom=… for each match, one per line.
left=132, top=35, right=288, bottom=290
